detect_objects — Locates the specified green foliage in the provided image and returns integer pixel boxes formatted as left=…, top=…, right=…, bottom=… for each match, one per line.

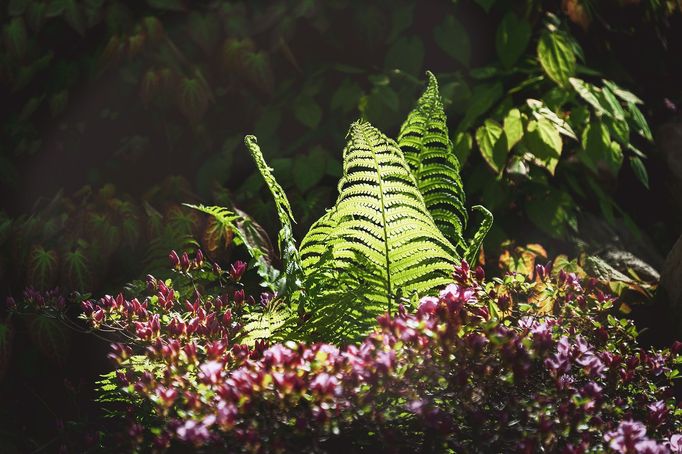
left=300, top=121, right=460, bottom=339
left=397, top=71, right=468, bottom=248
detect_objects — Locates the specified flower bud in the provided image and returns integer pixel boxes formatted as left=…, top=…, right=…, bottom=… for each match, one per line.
left=168, top=250, right=180, bottom=269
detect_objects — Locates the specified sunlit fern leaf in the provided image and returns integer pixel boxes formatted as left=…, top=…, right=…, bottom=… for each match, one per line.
left=243, top=136, right=305, bottom=303
left=300, top=121, right=458, bottom=340
left=397, top=71, right=468, bottom=250
left=238, top=299, right=294, bottom=345
left=28, top=246, right=59, bottom=289
left=464, top=205, right=494, bottom=266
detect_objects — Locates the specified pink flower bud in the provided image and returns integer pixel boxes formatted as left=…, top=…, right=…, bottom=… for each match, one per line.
left=168, top=250, right=180, bottom=269
left=229, top=260, right=247, bottom=281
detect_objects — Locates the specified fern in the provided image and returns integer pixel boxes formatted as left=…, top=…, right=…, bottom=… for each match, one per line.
left=397, top=71, right=468, bottom=250
left=243, top=136, right=305, bottom=305
left=185, top=204, right=281, bottom=291
left=299, top=121, right=459, bottom=340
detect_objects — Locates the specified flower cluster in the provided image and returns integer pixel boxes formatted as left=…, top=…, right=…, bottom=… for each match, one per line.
left=90, top=258, right=682, bottom=452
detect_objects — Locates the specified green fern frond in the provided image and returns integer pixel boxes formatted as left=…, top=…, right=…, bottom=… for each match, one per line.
left=243, top=136, right=305, bottom=304
left=237, top=299, right=295, bottom=345
left=300, top=121, right=458, bottom=340
left=185, top=203, right=281, bottom=290
left=464, top=205, right=494, bottom=265
left=397, top=71, right=468, bottom=249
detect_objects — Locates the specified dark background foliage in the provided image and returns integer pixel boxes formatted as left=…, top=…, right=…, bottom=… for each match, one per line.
left=1, top=0, right=681, bottom=451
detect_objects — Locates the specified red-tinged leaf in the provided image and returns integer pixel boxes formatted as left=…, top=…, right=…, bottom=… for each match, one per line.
left=4, top=17, right=28, bottom=59
left=177, top=75, right=210, bottom=123
left=27, top=315, right=70, bottom=367
left=62, top=247, right=92, bottom=291
left=28, top=246, right=59, bottom=290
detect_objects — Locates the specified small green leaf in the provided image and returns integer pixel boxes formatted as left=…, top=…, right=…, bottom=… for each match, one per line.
left=146, top=0, right=185, bottom=11
left=384, top=35, right=424, bottom=75
left=527, top=99, right=576, bottom=139
left=496, top=12, right=531, bottom=68
left=525, top=118, right=562, bottom=174
left=434, top=15, right=470, bottom=67
left=503, top=108, right=524, bottom=150
left=569, top=77, right=605, bottom=115
left=473, top=0, right=496, bottom=13
left=526, top=189, right=576, bottom=238
left=627, top=102, right=653, bottom=142
left=602, top=79, right=643, bottom=105
left=459, top=82, right=503, bottom=131
left=293, top=95, right=322, bottom=129
left=452, top=131, right=472, bottom=165
left=476, top=119, right=506, bottom=174
left=331, top=80, right=362, bottom=113
left=581, top=120, right=608, bottom=172
left=8, top=0, right=28, bottom=16
left=629, top=156, right=649, bottom=189
left=4, top=17, right=27, bottom=58
left=293, top=148, right=327, bottom=192
left=537, top=30, right=576, bottom=87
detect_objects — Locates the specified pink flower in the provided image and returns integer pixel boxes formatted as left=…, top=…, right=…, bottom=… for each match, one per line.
left=604, top=420, right=647, bottom=453
left=668, top=435, right=682, bottom=452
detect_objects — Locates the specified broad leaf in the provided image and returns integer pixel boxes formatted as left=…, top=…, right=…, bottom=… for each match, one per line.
left=537, top=30, right=575, bottom=87
left=525, top=118, right=562, bottom=175
left=434, top=15, right=470, bottom=67
left=496, top=12, right=531, bottom=68
left=476, top=119, right=506, bottom=174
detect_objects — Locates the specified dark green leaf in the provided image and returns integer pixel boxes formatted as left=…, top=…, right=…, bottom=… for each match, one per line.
left=476, top=119, right=506, bottom=174
left=629, top=156, right=649, bottom=189
left=525, top=118, right=562, bottom=174
left=384, top=35, right=424, bottom=75
left=627, top=102, right=653, bottom=142
left=434, top=15, right=470, bottom=67
left=459, top=82, right=503, bottom=131
left=293, top=147, right=327, bottom=192
left=503, top=108, right=524, bottom=150
left=293, top=95, right=322, bottom=129
left=496, top=12, right=531, bottom=68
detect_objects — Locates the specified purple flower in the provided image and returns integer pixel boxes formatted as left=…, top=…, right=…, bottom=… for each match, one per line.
left=634, top=439, right=670, bottom=454
left=668, top=435, right=682, bottom=452
left=604, top=420, right=648, bottom=453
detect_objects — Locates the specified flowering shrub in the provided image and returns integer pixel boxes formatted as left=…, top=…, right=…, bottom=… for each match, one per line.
left=69, top=256, right=682, bottom=452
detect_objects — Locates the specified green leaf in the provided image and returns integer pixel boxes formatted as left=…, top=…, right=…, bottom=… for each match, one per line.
left=384, top=35, right=424, bottom=75
left=526, top=189, right=577, bottom=238
left=526, top=99, right=576, bottom=139
left=146, top=0, right=185, bottom=11
left=569, top=78, right=606, bottom=115
left=503, top=108, right=524, bottom=150
left=602, top=79, right=643, bottom=105
left=300, top=121, right=461, bottom=341
left=459, top=82, right=504, bottom=131
left=495, top=12, right=531, bottom=68
left=28, top=246, right=58, bottom=290
left=581, top=120, right=621, bottom=175
left=629, top=156, right=649, bottom=189
left=465, top=206, right=493, bottom=265
left=627, top=102, right=653, bottom=142
left=331, top=80, right=362, bottom=113
left=293, top=95, right=322, bottom=129
left=63, top=248, right=92, bottom=290
left=397, top=71, right=468, bottom=248
left=453, top=131, right=473, bottom=165
left=28, top=316, right=70, bottom=367
left=537, top=30, right=576, bottom=87
left=244, top=136, right=305, bottom=303
left=476, top=119, right=506, bottom=174
left=63, top=0, right=85, bottom=35
left=293, top=148, right=327, bottom=192
left=474, top=0, right=496, bottom=13
left=8, top=0, right=28, bottom=16
left=4, top=17, right=27, bottom=58
left=434, top=15, right=470, bottom=67
left=525, top=118, right=562, bottom=175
